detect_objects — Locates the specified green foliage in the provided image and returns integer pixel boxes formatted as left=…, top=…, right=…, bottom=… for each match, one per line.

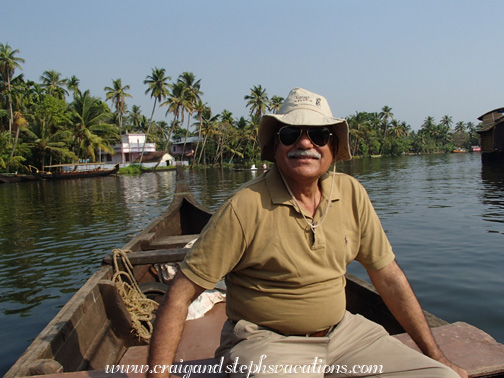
left=346, top=111, right=479, bottom=158
left=0, top=130, right=28, bottom=171
left=32, top=95, right=72, bottom=129
left=118, top=164, right=142, bottom=174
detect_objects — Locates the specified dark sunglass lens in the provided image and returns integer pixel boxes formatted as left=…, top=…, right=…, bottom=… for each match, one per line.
left=308, top=128, right=331, bottom=146
left=279, top=127, right=301, bottom=145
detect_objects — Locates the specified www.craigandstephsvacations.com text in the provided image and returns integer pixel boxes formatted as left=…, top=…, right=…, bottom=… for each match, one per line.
left=105, top=355, right=384, bottom=377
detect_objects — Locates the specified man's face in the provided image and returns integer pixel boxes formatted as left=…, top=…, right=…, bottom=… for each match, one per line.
left=274, top=126, right=335, bottom=185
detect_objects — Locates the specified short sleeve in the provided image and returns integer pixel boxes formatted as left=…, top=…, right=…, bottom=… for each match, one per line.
left=180, top=199, right=247, bottom=289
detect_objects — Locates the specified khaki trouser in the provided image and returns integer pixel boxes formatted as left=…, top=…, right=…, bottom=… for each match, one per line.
left=215, top=312, right=458, bottom=378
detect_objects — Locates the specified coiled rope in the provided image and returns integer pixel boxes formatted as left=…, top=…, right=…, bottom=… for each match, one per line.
left=111, top=249, right=159, bottom=340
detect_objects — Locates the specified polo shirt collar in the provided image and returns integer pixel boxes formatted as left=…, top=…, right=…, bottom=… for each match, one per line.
left=266, top=165, right=341, bottom=206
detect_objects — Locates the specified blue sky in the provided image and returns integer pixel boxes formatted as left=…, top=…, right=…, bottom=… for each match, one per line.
left=2, top=0, right=503, bottom=130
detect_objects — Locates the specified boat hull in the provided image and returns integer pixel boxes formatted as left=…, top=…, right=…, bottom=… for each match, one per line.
left=31, top=164, right=120, bottom=180
left=0, top=174, right=40, bottom=183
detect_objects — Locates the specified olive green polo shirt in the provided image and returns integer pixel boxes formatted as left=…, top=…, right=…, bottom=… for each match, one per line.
left=180, top=165, right=395, bottom=335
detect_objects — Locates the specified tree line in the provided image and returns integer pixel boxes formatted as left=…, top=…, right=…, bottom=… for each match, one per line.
left=1, top=42, right=481, bottom=173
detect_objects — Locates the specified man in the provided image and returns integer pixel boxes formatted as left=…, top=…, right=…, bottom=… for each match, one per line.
left=148, top=88, right=467, bottom=377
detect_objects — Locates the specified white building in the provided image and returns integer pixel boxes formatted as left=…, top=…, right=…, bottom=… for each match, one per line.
left=99, top=133, right=156, bottom=165
left=170, top=136, right=199, bottom=161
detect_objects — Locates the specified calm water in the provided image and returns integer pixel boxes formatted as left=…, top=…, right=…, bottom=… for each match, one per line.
left=1, top=153, right=503, bottom=375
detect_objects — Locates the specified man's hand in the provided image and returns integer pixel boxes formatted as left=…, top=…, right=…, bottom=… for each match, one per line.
left=436, top=356, right=468, bottom=378
left=368, top=260, right=467, bottom=378
left=147, top=271, right=205, bottom=378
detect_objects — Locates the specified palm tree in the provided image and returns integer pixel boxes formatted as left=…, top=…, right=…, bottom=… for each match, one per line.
left=40, top=70, right=68, bottom=99
left=197, top=108, right=219, bottom=165
left=244, top=85, right=268, bottom=159
left=0, top=42, right=25, bottom=137
left=347, top=111, right=371, bottom=156
left=268, top=95, right=284, bottom=114
left=29, top=96, right=75, bottom=169
left=420, top=116, right=438, bottom=153
left=162, top=81, right=184, bottom=124
left=213, top=112, right=236, bottom=166
left=466, top=122, right=480, bottom=147
left=454, top=121, right=466, bottom=134
left=379, top=105, right=394, bottom=124
left=388, top=119, right=410, bottom=139
left=24, top=80, right=45, bottom=106
left=161, top=82, right=190, bottom=160
left=192, top=98, right=208, bottom=163
left=1, top=74, right=30, bottom=171
left=178, top=72, right=202, bottom=162
left=439, top=115, right=453, bottom=146
left=104, top=79, right=132, bottom=164
left=140, top=67, right=171, bottom=163
left=70, top=90, right=115, bottom=162
left=378, top=105, right=393, bottom=154
left=67, top=75, right=80, bottom=98
left=128, top=105, right=143, bottom=132
left=0, top=130, right=12, bottom=170
left=244, top=85, right=269, bottom=119
left=2, top=112, right=29, bottom=172
left=218, top=110, right=242, bottom=164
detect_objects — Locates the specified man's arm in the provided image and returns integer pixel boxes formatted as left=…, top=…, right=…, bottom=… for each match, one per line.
left=367, top=260, right=467, bottom=378
left=147, top=271, right=205, bottom=378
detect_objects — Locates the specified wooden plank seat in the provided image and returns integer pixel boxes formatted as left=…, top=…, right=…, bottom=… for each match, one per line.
left=147, top=235, right=200, bottom=250
left=102, top=249, right=189, bottom=266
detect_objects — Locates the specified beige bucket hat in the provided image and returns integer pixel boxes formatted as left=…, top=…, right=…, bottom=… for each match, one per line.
left=258, top=87, right=351, bottom=162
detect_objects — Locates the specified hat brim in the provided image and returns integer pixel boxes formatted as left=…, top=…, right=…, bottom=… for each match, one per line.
left=258, top=111, right=352, bottom=162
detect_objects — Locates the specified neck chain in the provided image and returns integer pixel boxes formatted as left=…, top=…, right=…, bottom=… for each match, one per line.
left=278, top=165, right=336, bottom=235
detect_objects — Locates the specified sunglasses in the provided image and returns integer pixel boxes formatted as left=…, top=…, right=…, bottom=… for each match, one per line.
left=277, top=126, right=332, bottom=147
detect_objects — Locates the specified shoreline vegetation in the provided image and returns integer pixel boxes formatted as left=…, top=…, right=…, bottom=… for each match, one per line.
left=1, top=43, right=481, bottom=175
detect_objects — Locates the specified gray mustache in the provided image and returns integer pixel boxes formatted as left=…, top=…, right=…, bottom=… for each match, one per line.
left=287, top=150, right=321, bottom=160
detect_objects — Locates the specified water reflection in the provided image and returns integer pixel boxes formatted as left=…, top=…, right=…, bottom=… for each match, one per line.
left=0, top=173, right=179, bottom=317
left=480, top=164, right=504, bottom=230
left=185, top=169, right=265, bottom=211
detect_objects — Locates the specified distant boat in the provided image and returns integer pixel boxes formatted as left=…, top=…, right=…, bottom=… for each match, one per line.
left=230, top=164, right=268, bottom=171
left=453, top=148, right=467, bottom=153
left=30, top=163, right=119, bottom=180
left=471, top=146, right=482, bottom=152
left=0, top=173, right=39, bottom=184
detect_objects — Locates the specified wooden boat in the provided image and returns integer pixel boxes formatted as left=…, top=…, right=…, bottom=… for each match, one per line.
left=453, top=148, right=467, bottom=153
left=0, top=173, right=39, bottom=183
left=30, top=163, right=120, bottom=180
left=6, top=167, right=504, bottom=378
